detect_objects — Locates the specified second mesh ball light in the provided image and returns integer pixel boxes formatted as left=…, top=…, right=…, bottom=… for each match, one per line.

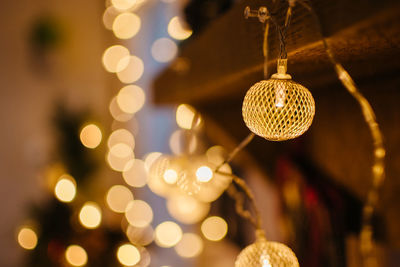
left=242, top=59, right=315, bottom=141
left=235, top=231, right=299, bottom=267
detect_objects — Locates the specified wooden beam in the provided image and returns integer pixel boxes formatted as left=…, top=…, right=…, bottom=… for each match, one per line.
left=153, top=0, right=400, bottom=105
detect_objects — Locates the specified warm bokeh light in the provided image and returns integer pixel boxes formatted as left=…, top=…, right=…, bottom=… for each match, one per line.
left=109, top=96, right=134, bottom=122
left=103, top=6, right=120, bottom=30
left=108, top=128, right=135, bottom=149
left=155, top=221, right=182, bottom=248
left=125, top=200, right=153, bottom=227
left=106, top=136, right=135, bottom=172
left=123, top=159, right=148, bottom=188
left=116, top=55, right=144, bottom=83
left=168, top=16, right=192, bottom=40
left=106, top=149, right=134, bottom=172
left=143, top=152, right=162, bottom=171
left=79, top=202, right=102, bottom=229
left=167, top=194, right=210, bottom=224
left=65, top=245, right=88, bottom=267
left=17, top=227, right=38, bottom=250
left=54, top=174, right=76, bottom=203
left=174, top=233, right=203, bottom=258
left=169, top=129, right=197, bottom=155
left=102, top=45, right=130, bottom=73
left=110, top=143, right=133, bottom=158
left=136, top=246, right=151, bottom=267
left=111, top=0, right=136, bottom=10
left=176, top=104, right=197, bottom=130
left=112, top=12, right=141, bottom=39
left=196, top=166, right=213, bottom=183
left=117, top=85, right=145, bottom=114
left=201, top=216, right=228, bottom=241
left=106, top=185, right=134, bottom=213
left=163, top=169, right=178, bottom=185
left=206, top=145, right=226, bottom=165
left=117, top=243, right=141, bottom=266
left=151, top=38, right=178, bottom=63
left=126, top=224, right=154, bottom=246
left=80, top=124, right=102, bottom=149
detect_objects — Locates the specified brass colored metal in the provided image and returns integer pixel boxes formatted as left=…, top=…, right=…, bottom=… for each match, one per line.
left=242, top=78, right=315, bottom=141
left=235, top=232, right=299, bottom=267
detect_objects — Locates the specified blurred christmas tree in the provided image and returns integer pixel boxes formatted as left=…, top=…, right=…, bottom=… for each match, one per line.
left=17, top=105, right=126, bottom=267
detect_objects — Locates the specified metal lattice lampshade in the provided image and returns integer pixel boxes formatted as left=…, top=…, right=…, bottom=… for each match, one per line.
left=235, top=235, right=299, bottom=267
left=242, top=66, right=315, bottom=141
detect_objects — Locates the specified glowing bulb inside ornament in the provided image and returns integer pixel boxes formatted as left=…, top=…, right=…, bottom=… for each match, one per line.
left=261, top=254, right=272, bottom=267
left=163, top=169, right=178, bottom=184
left=235, top=231, right=299, bottom=267
left=242, top=59, right=315, bottom=141
left=196, top=166, right=213, bottom=183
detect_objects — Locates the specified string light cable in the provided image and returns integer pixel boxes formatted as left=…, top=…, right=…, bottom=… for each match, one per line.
left=290, top=0, right=386, bottom=265
left=242, top=2, right=316, bottom=142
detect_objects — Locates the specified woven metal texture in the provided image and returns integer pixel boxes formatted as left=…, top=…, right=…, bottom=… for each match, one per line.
left=242, top=79, right=315, bottom=141
left=235, top=239, right=299, bottom=267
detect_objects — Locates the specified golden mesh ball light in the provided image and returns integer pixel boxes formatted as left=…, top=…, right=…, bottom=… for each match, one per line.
left=235, top=233, right=299, bottom=267
left=149, top=154, right=232, bottom=202
left=242, top=60, right=315, bottom=141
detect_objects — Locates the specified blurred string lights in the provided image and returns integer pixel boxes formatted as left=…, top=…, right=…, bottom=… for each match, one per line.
left=54, top=174, right=77, bottom=203
left=17, top=227, right=38, bottom=250
left=18, top=0, right=201, bottom=265
left=17, top=0, right=385, bottom=267
left=238, top=1, right=385, bottom=266
left=98, top=0, right=224, bottom=265
left=65, top=245, right=88, bottom=267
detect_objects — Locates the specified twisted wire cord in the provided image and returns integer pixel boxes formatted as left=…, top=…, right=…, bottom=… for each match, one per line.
left=270, top=2, right=293, bottom=60
left=218, top=170, right=263, bottom=230
left=212, top=1, right=297, bottom=237
left=296, top=0, right=386, bottom=265
left=215, top=132, right=255, bottom=172
left=263, top=21, right=270, bottom=79
left=226, top=184, right=259, bottom=229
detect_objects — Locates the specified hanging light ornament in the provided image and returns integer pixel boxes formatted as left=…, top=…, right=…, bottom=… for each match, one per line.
left=242, top=59, right=315, bottom=141
left=235, top=231, right=299, bottom=267
left=148, top=154, right=232, bottom=202
left=242, top=4, right=315, bottom=141
left=233, top=6, right=301, bottom=267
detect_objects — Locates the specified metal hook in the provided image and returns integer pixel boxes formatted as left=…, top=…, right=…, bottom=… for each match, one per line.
left=244, top=6, right=269, bottom=23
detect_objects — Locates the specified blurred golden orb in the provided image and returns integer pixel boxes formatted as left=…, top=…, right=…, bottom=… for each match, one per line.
left=54, top=175, right=76, bottom=203
left=65, top=245, right=88, bottom=267
left=125, top=200, right=153, bottom=227
left=102, top=45, right=130, bottom=73
left=112, top=12, right=141, bottom=39
left=106, top=185, right=134, bottom=213
left=79, top=202, right=102, bottom=229
left=168, top=16, right=192, bottom=40
left=117, top=243, right=141, bottom=266
left=151, top=38, right=177, bottom=63
left=201, top=216, right=228, bottom=241
left=155, top=221, right=182, bottom=248
left=174, top=233, right=203, bottom=258
left=235, top=234, right=299, bottom=267
left=17, top=227, right=38, bottom=250
left=80, top=124, right=102, bottom=149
